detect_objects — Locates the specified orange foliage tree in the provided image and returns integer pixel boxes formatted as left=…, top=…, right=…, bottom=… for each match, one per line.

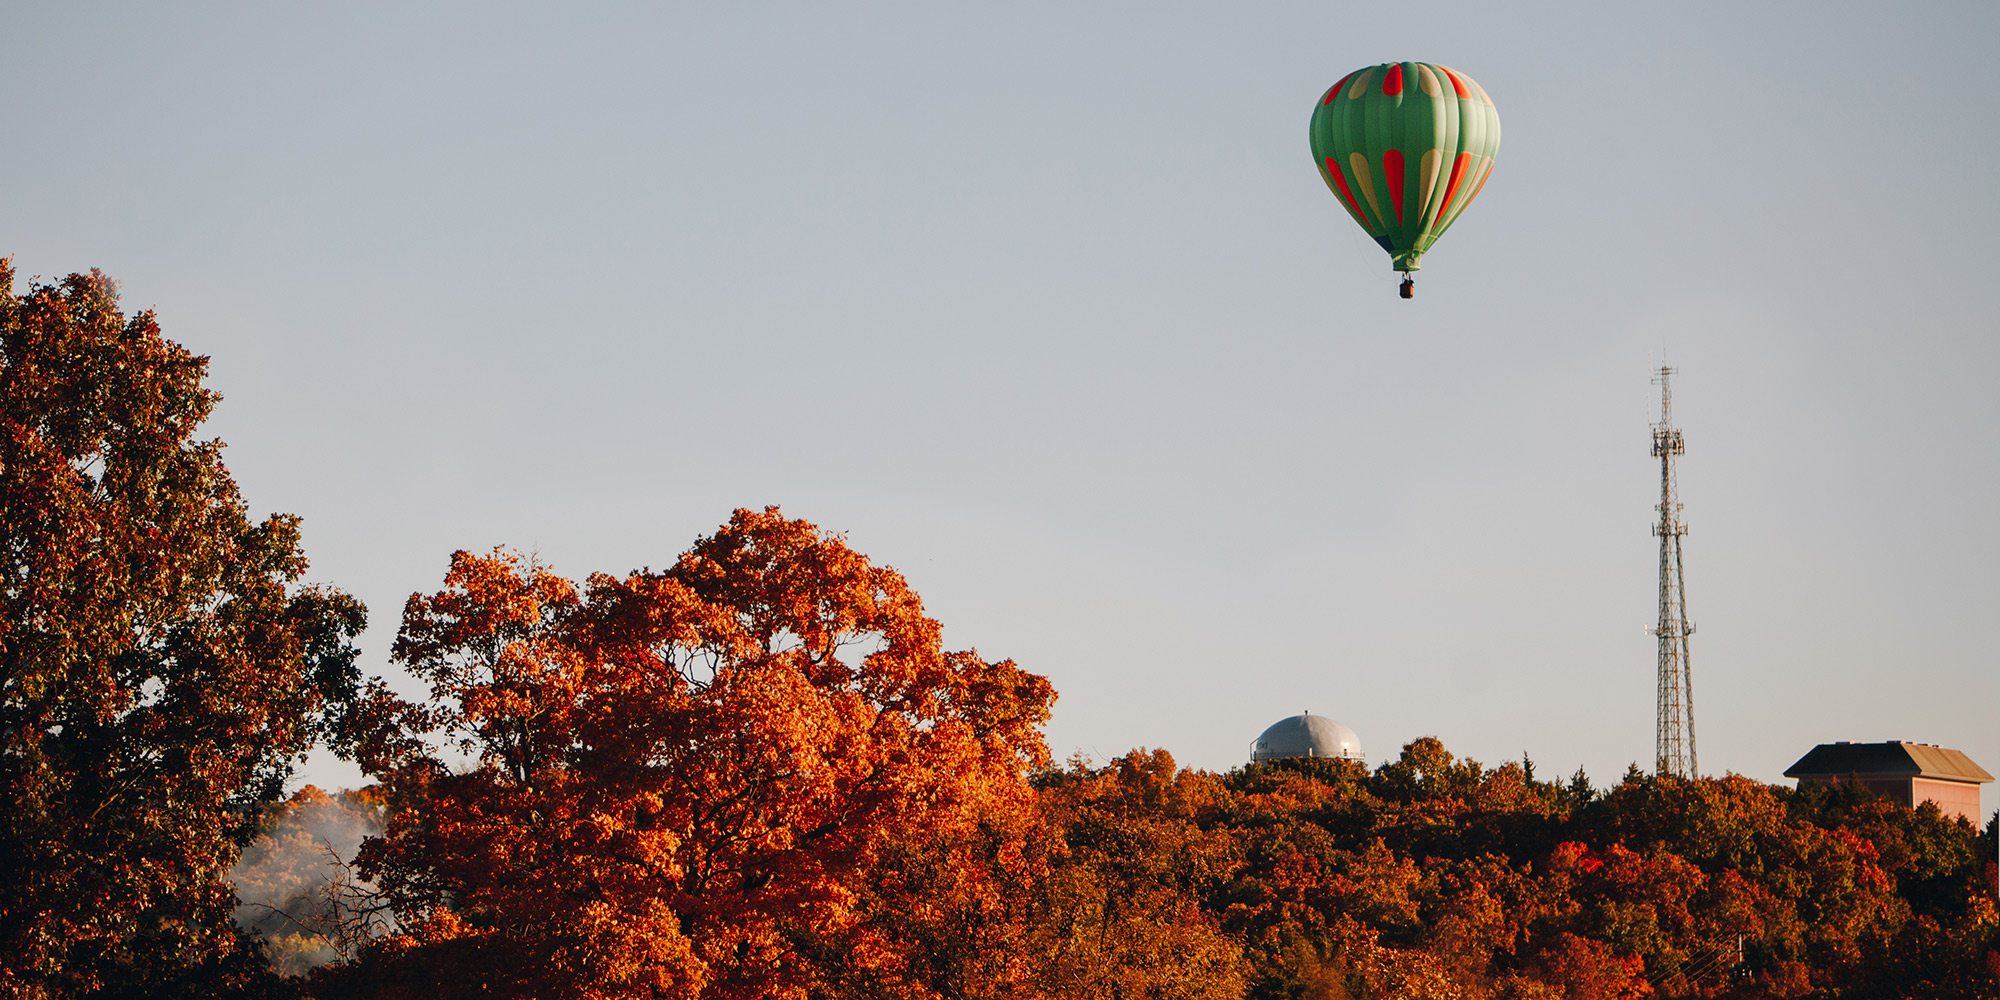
left=331, top=508, right=1053, bottom=999
left=0, top=262, right=365, bottom=997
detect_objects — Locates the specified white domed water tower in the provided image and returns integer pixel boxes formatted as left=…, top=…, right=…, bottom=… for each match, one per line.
left=1250, top=711, right=1363, bottom=764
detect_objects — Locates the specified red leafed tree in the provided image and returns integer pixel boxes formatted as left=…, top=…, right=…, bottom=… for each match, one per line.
left=334, top=507, right=1054, bottom=999
left=0, top=261, right=365, bottom=997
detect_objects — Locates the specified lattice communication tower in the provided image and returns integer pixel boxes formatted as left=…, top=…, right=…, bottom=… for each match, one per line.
left=1650, top=367, right=1697, bottom=777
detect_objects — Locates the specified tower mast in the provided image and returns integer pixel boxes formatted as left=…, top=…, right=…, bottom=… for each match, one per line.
left=1651, top=367, right=1697, bottom=777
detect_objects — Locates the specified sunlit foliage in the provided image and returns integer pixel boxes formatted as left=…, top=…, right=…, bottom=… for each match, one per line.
left=322, top=509, right=1055, bottom=998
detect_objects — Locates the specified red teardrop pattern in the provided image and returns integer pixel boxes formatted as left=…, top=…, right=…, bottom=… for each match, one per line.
left=1436, top=152, right=1471, bottom=226
left=1324, top=157, right=1367, bottom=224
left=1441, top=67, right=1469, bottom=99
left=1323, top=72, right=1353, bottom=105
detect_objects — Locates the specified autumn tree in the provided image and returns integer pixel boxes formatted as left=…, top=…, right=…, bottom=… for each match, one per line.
left=0, top=261, right=365, bottom=997
left=331, top=508, right=1054, bottom=999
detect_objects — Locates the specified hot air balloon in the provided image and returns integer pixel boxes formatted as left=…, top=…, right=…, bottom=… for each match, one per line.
left=1309, top=62, right=1500, bottom=298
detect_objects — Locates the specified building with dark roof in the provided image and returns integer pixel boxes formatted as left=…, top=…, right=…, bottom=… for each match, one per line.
left=1783, top=741, right=1993, bottom=824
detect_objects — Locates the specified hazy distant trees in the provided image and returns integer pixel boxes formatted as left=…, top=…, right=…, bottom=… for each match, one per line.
left=231, top=786, right=388, bottom=976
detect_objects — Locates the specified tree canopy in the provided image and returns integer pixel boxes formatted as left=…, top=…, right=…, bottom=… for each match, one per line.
left=0, top=261, right=364, bottom=997
left=326, top=509, right=1056, bottom=998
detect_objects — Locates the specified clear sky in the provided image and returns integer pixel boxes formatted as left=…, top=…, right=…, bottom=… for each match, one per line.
left=7, top=3, right=1997, bottom=796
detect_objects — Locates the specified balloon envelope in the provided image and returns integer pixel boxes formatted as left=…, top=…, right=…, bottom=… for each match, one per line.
left=1309, top=62, right=1500, bottom=273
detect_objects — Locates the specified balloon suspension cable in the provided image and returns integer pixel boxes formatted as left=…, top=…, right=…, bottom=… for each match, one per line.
left=1398, top=274, right=1415, bottom=299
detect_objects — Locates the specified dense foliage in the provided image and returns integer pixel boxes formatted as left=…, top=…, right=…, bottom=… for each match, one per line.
left=0, top=262, right=364, bottom=997
left=319, top=511, right=1057, bottom=998
left=6, top=263, right=1997, bottom=997
left=248, top=735, right=2000, bottom=998
left=1032, top=744, right=2000, bottom=999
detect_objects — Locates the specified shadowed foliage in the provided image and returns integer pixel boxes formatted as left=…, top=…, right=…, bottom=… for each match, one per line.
left=0, top=261, right=364, bottom=998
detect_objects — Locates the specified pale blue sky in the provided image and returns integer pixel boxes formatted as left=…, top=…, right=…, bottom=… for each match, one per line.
left=8, top=3, right=1997, bottom=797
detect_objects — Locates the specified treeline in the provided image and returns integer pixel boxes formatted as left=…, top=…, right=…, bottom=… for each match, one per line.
left=3, top=263, right=1997, bottom=999
left=242, top=740, right=2000, bottom=999
left=1030, top=747, right=1999, bottom=998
